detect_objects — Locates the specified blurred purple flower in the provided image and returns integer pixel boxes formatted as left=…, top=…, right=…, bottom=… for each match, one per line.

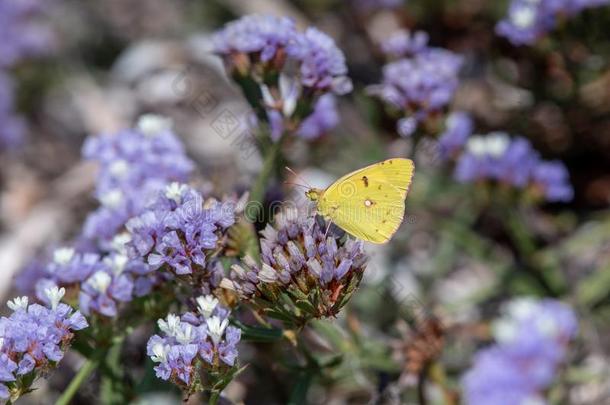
left=368, top=46, right=463, bottom=137
left=497, top=0, right=610, bottom=45
left=296, top=95, right=340, bottom=139
left=437, top=112, right=473, bottom=160
left=288, top=27, right=352, bottom=94
left=532, top=161, right=574, bottom=202
left=380, top=29, right=429, bottom=58
left=214, top=15, right=351, bottom=142
left=82, top=115, right=194, bottom=245
left=463, top=298, right=577, bottom=405
left=0, top=0, right=54, bottom=68
left=212, top=14, right=297, bottom=63
left=455, top=132, right=573, bottom=202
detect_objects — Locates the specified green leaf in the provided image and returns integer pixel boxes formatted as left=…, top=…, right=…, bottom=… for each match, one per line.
left=233, top=321, right=284, bottom=342
left=287, top=371, right=313, bottom=405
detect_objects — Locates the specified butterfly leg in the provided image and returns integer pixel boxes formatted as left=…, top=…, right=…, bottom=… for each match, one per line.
left=323, top=218, right=333, bottom=240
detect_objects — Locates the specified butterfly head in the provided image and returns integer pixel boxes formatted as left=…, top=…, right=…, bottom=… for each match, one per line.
left=305, top=188, right=323, bottom=202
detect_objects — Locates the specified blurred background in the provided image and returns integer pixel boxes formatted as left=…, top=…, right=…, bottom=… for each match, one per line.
left=0, top=0, right=609, bottom=404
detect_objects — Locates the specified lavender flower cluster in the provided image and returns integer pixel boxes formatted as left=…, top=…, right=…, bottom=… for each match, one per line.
left=369, top=29, right=463, bottom=137
left=32, top=235, right=153, bottom=318
left=222, top=210, right=368, bottom=320
left=0, top=288, right=87, bottom=402
left=0, top=0, right=54, bottom=68
left=21, top=116, right=204, bottom=318
left=126, top=183, right=236, bottom=290
left=497, top=0, right=610, bottom=45
left=455, top=132, right=574, bottom=202
left=213, top=14, right=352, bottom=140
left=0, top=0, right=54, bottom=150
left=463, top=298, right=578, bottom=405
left=82, top=115, right=194, bottom=245
left=147, top=296, right=241, bottom=386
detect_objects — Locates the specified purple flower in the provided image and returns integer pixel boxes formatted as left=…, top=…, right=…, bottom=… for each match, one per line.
left=532, top=161, right=574, bottom=202
left=368, top=46, right=462, bottom=136
left=437, top=112, right=473, bottom=160
left=45, top=247, right=105, bottom=284
left=213, top=15, right=351, bottom=142
left=288, top=28, right=352, bottom=94
left=0, top=0, right=54, bottom=68
left=496, top=0, right=610, bottom=46
left=463, top=298, right=577, bottom=405
left=126, top=184, right=236, bottom=287
left=0, top=383, right=9, bottom=400
left=213, top=14, right=297, bottom=62
left=454, top=132, right=574, bottom=202
left=147, top=297, right=241, bottom=389
left=380, top=29, right=429, bottom=58
left=79, top=269, right=134, bottom=317
left=81, top=115, right=194, bottom=246
left=296, top=95, right=340, bottom=139
left=223, top=210, right=368, bottom=319
left=0, top=289, right=87, bottom=402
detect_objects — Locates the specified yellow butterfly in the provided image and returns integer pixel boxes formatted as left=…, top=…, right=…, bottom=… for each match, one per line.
left=304, top=158, right=415, bottom=244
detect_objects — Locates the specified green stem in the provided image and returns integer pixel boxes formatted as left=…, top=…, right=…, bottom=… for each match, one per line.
left=209, top=390, right=221, bottom=405
left=246, top=136, right=284, bottom=223
left=55, top=356, right=100, bottom=405
left=100, top=338, right=128, bottom=405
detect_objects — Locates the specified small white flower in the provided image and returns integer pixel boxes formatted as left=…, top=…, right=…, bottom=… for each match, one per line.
left=279, top=74, right=301, bottom=117
left=536, top=316, right=559, bottom=338
left=100, top=189, right=124, bottom=208
left=44, top=286, right=66, bottom=311
left=486, top=133, right=511, bottom=157
left=150, top=343, right=170, bottom=363
left=175, top=324, right=195, bottom=345
left=206, top=316, right=229, bottom=346
left=258, top=263, right=278, bottom=283
left=7, top=296, right=29, bottom=311
left=466, top=133, right=510, bottom=158
left=219, top=278, right=236, bottom=291
left=507, top=298, right=537, bottom=320
left=53, top=247, right=75, bottom=265
left=158, top=314, right=181, bottom=337
left=0, top=338, right=4, bottom=350
left=137, top=114, right=172, bottom=137
left=493, top=319, right=518, bottom=343
left=260, top=84, right=277, bottom=109
left=196, top=295, right=219, bottom=318
left=164, top=182, right=188, bottom=203
left=88, top=271, right=112, bottom=294
left=111, top=233, right=132, bottom=253
left=108, top=159, right=130, bottom=177
left=104, top=254, right=129, bottom=274
left=511, top=6, right=537, bottom=29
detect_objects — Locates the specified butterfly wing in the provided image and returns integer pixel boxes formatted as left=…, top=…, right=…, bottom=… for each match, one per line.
left=318, top=158, right=415, bottom=244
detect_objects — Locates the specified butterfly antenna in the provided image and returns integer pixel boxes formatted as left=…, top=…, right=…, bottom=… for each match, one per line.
left=285, top=166, right=313, bottom=189
left=283, top=181, right=309, bottom=190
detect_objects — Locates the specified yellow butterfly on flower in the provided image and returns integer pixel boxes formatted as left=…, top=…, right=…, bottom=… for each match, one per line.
left=302, top=158, right=415, bottom=244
